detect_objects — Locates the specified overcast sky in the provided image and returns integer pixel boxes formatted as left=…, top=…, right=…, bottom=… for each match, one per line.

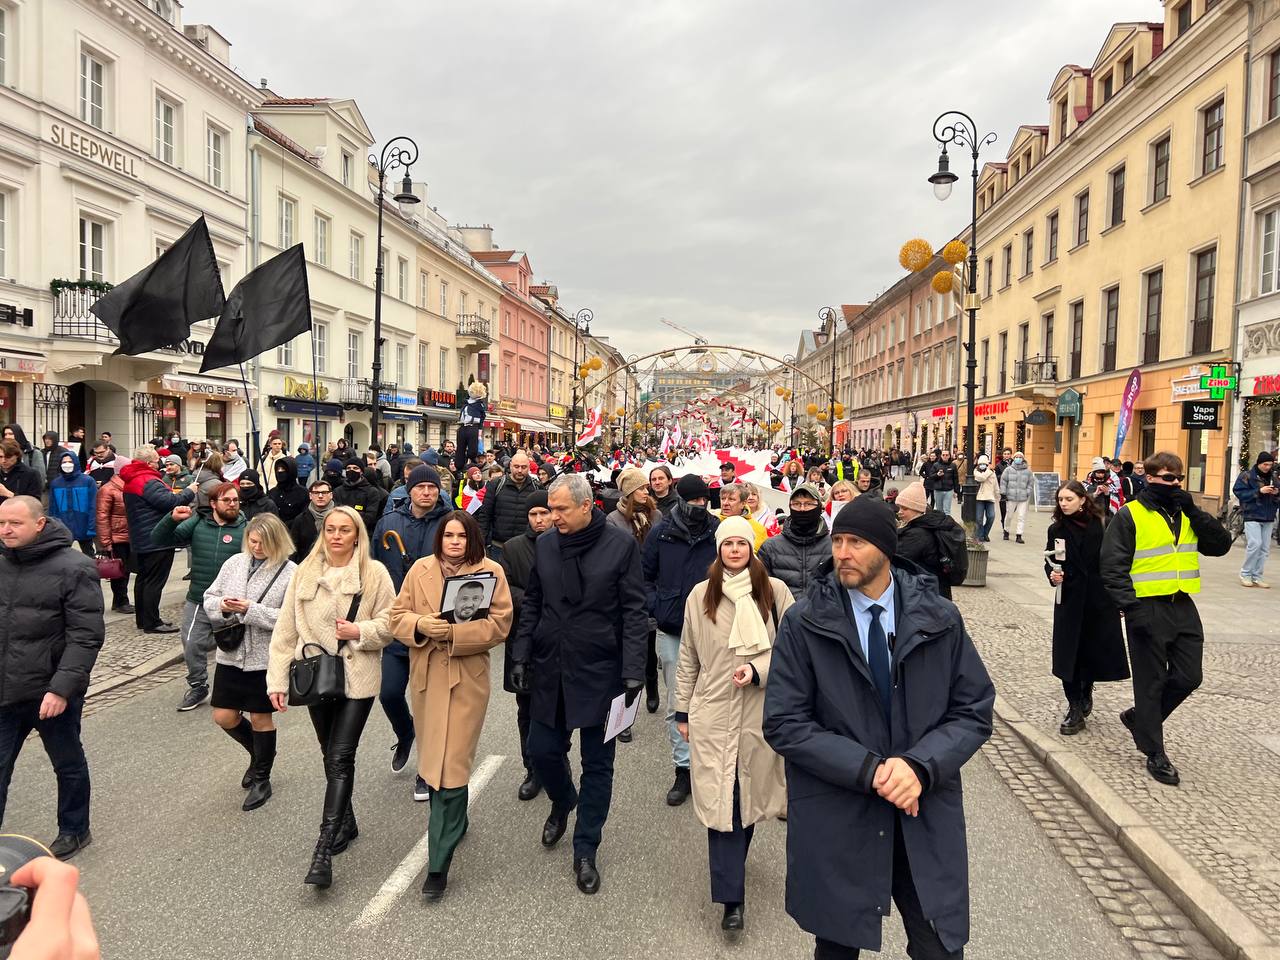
left=191, top=0, right=1158, bottom=361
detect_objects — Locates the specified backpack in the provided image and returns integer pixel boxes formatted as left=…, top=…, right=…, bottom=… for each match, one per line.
left=932, top=517, right=969, bottom=586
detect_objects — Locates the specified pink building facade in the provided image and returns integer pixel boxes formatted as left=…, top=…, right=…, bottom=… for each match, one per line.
left=472, top=250, right=552, bottom=427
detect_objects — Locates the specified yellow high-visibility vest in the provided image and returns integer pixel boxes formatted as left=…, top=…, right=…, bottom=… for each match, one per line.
left=1128, top=500, right=1200, bottom=597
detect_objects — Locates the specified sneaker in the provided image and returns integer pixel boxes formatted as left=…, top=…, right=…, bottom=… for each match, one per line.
left=49, top=831, right=92, bottom=861
left=1254, top=579, right=1271, bottom=589
left=391, top=740, right=413, bottom=773
left=177, top=685, right=209, bottom=712
left=1240, top=578, right=1257, bottom=588
left=413, top=776, right=431, bottom=802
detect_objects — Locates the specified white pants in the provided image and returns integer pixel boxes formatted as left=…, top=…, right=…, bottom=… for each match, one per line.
left=1006, top=499, right=1028, bottom=536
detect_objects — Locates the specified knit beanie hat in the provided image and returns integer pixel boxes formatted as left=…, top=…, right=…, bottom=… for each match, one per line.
left=892, top=480, right=929, bottom=515
left=325, top=458, right=343, bottom=475
left=163, top=454, right=182, bottom=467
left=527, top=490, right=549, bottom=513
left=1090, top=456, right=1107, bottom=472
left=676, top=473, right=711, bottom=502
left=830, top=496, right=899, bottom=559
left=790, top=482, right=823, bottom=503
left=408, top=464, right=441, bottom=490
left=422, top=448, right=440, bottom=466
left=715, top=515, right=755, bottom=550
left=1257, top=450, right=1276, bottom=466
left=617, top=467, right=649, bottom=501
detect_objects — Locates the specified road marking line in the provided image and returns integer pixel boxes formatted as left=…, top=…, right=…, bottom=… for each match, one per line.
left=349, top=753, right=505, bottom=929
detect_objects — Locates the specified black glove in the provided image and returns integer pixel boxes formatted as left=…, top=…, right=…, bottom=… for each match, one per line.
left=1171, top=488, right=1196, bottom=513
left=623, top=678, right=643, bottom=708
left=510, top=662, right=531, bottom=694
left=1123, top=605, right=1152, bottom=637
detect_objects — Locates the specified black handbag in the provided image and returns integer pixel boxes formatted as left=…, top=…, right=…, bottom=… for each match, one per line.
left=212, top=563, right=288, bottom=653
left=288, top=593, right=362, bottom=706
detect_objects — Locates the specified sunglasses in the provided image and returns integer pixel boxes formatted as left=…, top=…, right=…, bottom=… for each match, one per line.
left=1153, top=473, right=1184, bottom=483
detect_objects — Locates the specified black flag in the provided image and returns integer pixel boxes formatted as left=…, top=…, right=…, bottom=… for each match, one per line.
left=90, top=216, right=225, bottom=356
left=201, top=244, right=311, bottom=372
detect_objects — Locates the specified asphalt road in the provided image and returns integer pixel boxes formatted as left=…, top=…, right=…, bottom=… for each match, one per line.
left=3, top=659, right=1139, bottom=959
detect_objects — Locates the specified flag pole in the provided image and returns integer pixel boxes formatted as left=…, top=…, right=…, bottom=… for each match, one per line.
left=238, top=361, right=260, bottom=467
left=310, top=325, right=320, bottom=465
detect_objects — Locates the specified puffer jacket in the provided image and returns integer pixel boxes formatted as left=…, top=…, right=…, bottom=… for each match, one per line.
left=120, top=460, right=196, bottom=554
left=999, top=461, right=1033, bottom=502
left=95, top=474, right=129, bottom=549
left=47, top=451, right=97, bottom=542
left=334, top=469, right=388, bottom=536
left=373, top=496, right=451, bottom=592
left=475, top=474, right=544, bottom=545
left=1233, top=466, right=1279, bottom=523
left=203, top=554, right=296, bottom=672
left=759, top=519, right=831, bottom=597
left=151, top=511, right=246, bottom=603
left=0, top=519, right=104, bottom=707
left=641, top=502, right=720, bottom=635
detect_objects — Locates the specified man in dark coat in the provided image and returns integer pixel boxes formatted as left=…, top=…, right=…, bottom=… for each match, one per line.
left=118, top=448, right=196, bottom=633
left=510, top=473, right=647, bottom=897
left=0, top=440, right=46, bottom=503
left=333, top=462, right=386, bottom=537
left=0, top=498, right=104, bottom=859
left=764, top=497, right=995, bottom=959
left=267, top=457, right=308, bottom=526
left=498, top=490, right=553, bottom=803
left=647, top=464, right=679, bottom=516
left=760, top=483, right=829, bottom=597
left=475, top=451, right=543, bottom=549
left=235, top=469, right=278, bottom=522
left=289, top=479, right=334, bottom=563
left=640, top=473, right=720, bottom=806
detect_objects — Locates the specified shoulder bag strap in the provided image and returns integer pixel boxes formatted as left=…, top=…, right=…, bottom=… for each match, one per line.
left=253, top=563, right=288, bottom=604
left=337, top=592, right=363, bottom=653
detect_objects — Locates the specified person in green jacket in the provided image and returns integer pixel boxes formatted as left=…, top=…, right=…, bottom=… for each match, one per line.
left=152, top=480, right=246, bottom=712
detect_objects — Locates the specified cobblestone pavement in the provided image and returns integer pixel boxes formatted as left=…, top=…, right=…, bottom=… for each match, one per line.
left=89, top=598, right=184, bottom=691
left=941, top=491, right=1280, bottom=944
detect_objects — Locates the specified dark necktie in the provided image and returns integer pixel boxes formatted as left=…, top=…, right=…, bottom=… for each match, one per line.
left=868, top=603, right=891, bottom=723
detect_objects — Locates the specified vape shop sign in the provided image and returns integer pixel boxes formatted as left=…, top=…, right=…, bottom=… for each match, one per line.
left=1180, top=400, right=1221, bottom=430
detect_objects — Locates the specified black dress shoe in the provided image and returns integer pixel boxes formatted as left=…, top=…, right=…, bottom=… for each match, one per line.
left=618, top=727, right=633, bottom=743
left=1059, top=703, right=1085, bottom=736
left=422, top=871, right=447, bottom=901
left=49, top=831, right=91, bottom=861
left=144, top=623, right=180, bottom=634
left=391, top=739, right=413, bottom=773
left=111, top=603, right=135, bottom=614
left=1146, top=752, right=1180, bottom=786
left=542, top=805, right=572, bottom=848
left=1119, top=708, right=1144, bottom=753
left=666, top=767, right=691, bottom=806
left=575, top=858, right=600, bottom=895
left=517, top=773, right=542, bottom=802
left=646, top=693, right=660, bottom=714
left=721, top=903, right=745, bottom=932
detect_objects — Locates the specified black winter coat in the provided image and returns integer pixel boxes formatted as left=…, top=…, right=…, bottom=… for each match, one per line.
left=763, top=559, right=994, bottom=954
left=640, top=505, right=719, bottom=635
left=0, top=462, right=44, bottom=502
left=333, top=471, right=387, bottom=537
left=1043, top=517, right=1129, bottom=683
left=510, top=518, right=648, bottom=730
left=926, top=460, right=959, bottom=495
left=0, top=520, right=104, bottom=707
left=268, top=457, right=308, bottom=526
left=238, top=488, right=278, bottom=522
left=895, top=511, right=954, bottom=600
left=498, top=528, right=537, bottom=693
left=476, top=475, right=543, bottom=545
left=119, top=461, right=196, bottom=554
left=759, top=521, right=830, bottom=598
left=289, top=508, right=327, bottom=564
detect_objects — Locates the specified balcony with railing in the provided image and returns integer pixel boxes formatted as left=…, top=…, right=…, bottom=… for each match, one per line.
left=1013, top=355, right=1058, bottom=394
left=456, top=314, right=494, bottom=347
left=52, top=284, right=117, bottom=344
left=340, top=378, right=400, bottom=408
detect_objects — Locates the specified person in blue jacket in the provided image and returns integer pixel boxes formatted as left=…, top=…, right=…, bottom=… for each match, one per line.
left=294, top=443, right=316, bottom=485
left=47, top=450, right=97, bottom=556
left=1232, top=449, right=1279, bottom=587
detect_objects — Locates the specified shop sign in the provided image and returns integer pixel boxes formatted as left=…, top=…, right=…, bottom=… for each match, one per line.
left=907, top=411, right=919, bottom=435
left=160, top=375, right=249, bottom=400
left=1056, top=387, right=1082, bottom=419
left=930, top=405, right=954, bottom=418
left=974, top=400, right=1010, bottom=418
left=1197, top=363, right=1237, bottom=400
left=283, top=376, right=330, bottom=401
left=549, top=403, right=567, bottom=419
left=1171, top=364, right=1213, bottom=401
left=377, top=388, right=416, bottom=408
left=0, top=351, right=45, bottom=374
left=1025, top=409, right=1053, bottom=425
left=477, top=353, right=491, bottom=383
left=158, top=339, right=205, bottom=357
left=418, top=388, right=457, bottom=409
left=497, top=399, right=517, bottom=412
left=1253, top=374, right=1280, bottom=396
left=1181, top=400, right=1221, bottom=430
left=47, top=121, right=141, bottom=179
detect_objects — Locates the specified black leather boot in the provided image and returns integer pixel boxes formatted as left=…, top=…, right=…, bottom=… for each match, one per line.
left=1059, top=703, right=1086, bottom=736
left=666, top=767, right=691, bottom=806
left=304, top=827, right=337, bottom=888
left=645, top=676, right=660, bottom=714
left=331, top=805, right=358, bottom=855
left=222, top=717, right=254, bottom=789
left=243, top=730, right=276, bottom=811
left=1081, top=684, right=1094, bottom=718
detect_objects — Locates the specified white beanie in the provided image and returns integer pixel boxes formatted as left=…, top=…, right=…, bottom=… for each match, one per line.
left=715, top=515, right=755, bottom=550
left=1090, top=456, right=1107, bottom=471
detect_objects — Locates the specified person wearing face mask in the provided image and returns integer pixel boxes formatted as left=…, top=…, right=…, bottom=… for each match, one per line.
left=267, top=457, right=308, bottom=527
left=333, top=462, right=387, bottom=538
left=998, top=450, right=1033, bottom=543
left=971, top=456, right=999, bottom=543
left=1084, top=457, right=1121, bottom=521
left=674, top=516, right=794, bottom=935
left=47, top=451, right=97, bottom=556
left=1100, top=452, right=1231, bottom=786
left=641, top=473, right=721, bottom=807
left=236, top=469, right=279, bottom=522
left=760, top=484, right=830, bottom=597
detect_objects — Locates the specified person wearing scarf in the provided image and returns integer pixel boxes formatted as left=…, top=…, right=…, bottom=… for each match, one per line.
left=673, top=515, right=794, bottom=935
left=288, top=479, right=335, bottom=563
left=606, top=468, right=663, bottom=731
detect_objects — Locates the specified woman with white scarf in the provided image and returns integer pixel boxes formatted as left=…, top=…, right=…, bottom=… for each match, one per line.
left=674, top=515, right=795, bottom=937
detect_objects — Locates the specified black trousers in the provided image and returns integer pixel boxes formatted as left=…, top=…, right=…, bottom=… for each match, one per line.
left=378, top=642, right=414, bottom=747
left=1125, top=595, right=1203, bottom=756
left=707, top=778, right=754, bottom=905
left=454, top=425, right=480, bottom=475
left=645, top=628, right=659, bottom=698
left=307, top=697, right=374, bottom=834
left=527, top=693, right=616, bottom=860
left=106, top=542, right=131, bottom=608
left=0, top=698, right=90, bottom=836
left=815, top=819, right=961, bottom=960
left=133, top=549, right=175, bottom=630
left=516, top=691, right=533, bottom=775
left=1062, top=679, right=1094, bottom=703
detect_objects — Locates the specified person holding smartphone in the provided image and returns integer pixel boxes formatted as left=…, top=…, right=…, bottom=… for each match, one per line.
left=1232, top=450, right=1279, bottom=588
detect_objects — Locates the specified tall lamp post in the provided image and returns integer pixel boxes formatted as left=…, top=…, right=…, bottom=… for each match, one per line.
left=569, top=307, right=593, bottom=441
left=820, top=306, right=841, bottom=460
left=928, top=111, right=996, bottom=533
left=369, top=137, right=420, bottom=450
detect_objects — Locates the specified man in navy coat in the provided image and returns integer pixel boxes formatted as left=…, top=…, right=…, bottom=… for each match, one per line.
left=764, top=497, right=994, bottom=959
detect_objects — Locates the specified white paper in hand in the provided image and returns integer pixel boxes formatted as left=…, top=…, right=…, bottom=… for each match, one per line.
left=603, top=690, right=641, bottom=743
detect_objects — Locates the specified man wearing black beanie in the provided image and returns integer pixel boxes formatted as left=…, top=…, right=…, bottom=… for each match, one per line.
left=764, top=495, right=995, bottom=960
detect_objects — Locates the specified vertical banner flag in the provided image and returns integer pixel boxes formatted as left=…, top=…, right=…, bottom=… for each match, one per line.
left=576, top=406, right=604, bottom=447
left=1113, top=369, right=1142, bottom=462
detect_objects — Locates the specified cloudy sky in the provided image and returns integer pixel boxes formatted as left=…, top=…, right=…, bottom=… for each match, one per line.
left=191, top=0, right=1158, bottom=361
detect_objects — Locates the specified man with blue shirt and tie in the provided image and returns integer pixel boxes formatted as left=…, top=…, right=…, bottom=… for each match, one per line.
left=763, top=496, right=995, bottom=960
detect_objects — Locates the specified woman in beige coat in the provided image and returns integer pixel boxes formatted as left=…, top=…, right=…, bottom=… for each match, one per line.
left=266, top=505, right=395, bottom=890
left=389, top=509, right=512, bottom=902
left=675, top=515, right=794, bottom=936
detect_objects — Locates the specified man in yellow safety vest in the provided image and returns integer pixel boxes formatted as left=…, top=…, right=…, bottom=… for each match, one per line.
left=1100, top=451, right=1230, bottom=787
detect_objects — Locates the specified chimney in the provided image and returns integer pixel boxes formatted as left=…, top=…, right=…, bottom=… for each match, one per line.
left=456, top=225, right=495, bottom=253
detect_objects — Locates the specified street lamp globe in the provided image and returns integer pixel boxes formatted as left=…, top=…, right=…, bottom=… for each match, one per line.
left=394, top=173, right=420, bottom=217
left=929, top=148, right=958, bottom=202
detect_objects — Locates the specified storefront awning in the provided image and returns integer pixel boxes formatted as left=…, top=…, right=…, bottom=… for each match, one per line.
left=514, top=417, right=560, bottom=433
left=483, top=419, right=505, bottom=429
left=270, top=397, right=342, bottom=418
left=380, top=408, right=421, bottom=423
left=162, top=373, right=255, bottom=401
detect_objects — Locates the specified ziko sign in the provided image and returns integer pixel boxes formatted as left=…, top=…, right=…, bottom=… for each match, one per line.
left=1180, top=400, right=1221, bottom=430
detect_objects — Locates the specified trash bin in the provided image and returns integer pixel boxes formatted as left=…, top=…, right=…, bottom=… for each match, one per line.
left=962, top=542, right=989, bottom=588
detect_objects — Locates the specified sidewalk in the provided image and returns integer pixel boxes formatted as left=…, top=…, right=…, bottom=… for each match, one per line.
left=88, top=563, right=191, bottom=697
left=935, top=491, right=1280, bottom=958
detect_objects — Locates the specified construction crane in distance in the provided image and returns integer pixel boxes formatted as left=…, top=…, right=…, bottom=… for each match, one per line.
left=660, top=317, right=709, bottom=345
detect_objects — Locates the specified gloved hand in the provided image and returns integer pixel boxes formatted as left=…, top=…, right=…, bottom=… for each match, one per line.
left=623, top=678, right=644, bottom=708
left=1171, top=488, right=1196, bottom=513
left=511, top=662, right=531, bottom=694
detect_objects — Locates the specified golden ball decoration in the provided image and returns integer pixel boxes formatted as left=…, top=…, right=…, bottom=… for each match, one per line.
left=816, top=412, right=828, bottom=423
left=899, top=238, right=934, bottom=273
left=588, top=356, right=603, bottom=371
left=805, top=402, right=818, bottom=416
left=615, top=406, right=625, bottom=417
left=578, top=364, right=590, bottom=379
left=931, top=270, right=955, bottom=294
left=775, top=386, right=786, bottom=397
left=834, top=403, right=846, bottom=417
left=942, top=239, right=969, bottom=265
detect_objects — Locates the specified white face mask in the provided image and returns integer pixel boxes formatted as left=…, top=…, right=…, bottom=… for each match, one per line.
left=1014, top=457, right=1024, bottom=465
left=60, top=462, right=75, bottom=474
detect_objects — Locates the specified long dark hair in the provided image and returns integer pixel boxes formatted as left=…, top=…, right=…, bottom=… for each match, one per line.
left=1052, top=479, right=1101, bottom=525
left=432, top=509, right=486, bottom=565
left=702, top=554, right=775, bottom=625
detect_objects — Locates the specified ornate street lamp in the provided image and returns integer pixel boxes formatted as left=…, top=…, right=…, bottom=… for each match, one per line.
left=569, top=307, right=593, bottom=440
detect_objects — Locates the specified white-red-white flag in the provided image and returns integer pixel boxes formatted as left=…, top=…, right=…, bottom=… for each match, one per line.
left=575, top=406, right=604, bottom=447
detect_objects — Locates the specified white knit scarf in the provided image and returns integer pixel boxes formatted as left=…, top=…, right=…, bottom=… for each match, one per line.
left=722, top=569, right=771, bottom=656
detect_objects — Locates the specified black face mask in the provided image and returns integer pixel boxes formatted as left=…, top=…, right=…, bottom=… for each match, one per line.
left=788, top=507, right=823, bottom=536
left=1144, top=482, right=1181, bottom=510
left=345, top=472, right=363, bottom=486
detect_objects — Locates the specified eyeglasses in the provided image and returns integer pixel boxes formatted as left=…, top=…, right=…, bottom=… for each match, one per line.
left=1153, top=473, right=1184, bottom=483
left=214, top=497, right=240, bottom=504
left=311, top=490, right=332, bottom=496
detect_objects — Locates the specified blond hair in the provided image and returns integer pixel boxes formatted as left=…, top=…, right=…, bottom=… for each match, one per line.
left=299, top=505, right=377, bottom=588
left=244, top=513, right=293, bottom=566
left=830, top=479, right=857, bottom=501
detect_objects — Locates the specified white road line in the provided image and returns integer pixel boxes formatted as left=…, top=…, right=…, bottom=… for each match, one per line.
left=349, top=753, right=505, bottom=930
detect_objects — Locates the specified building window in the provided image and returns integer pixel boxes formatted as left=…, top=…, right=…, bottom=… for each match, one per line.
left=980, top=339, right=990, bottom=397
left=314, top=215, right=329, bottom=266
left=419, top=271, right=429, bottom=307
left=998, top=331, right=1008, bottom=393
left=1193, top=248, right=1216, bottom=353
left=78, top=217, right=105, bottom=282
left=278, top=195, right=295, bottom=249
left=154, top=95, right=176, bottom=165
left=983, top=257, right=993, bottom=297
left=347, top=331, right=361, bottom=380
left=460, top=291, right=468, bottom=317
left=1046, top=211, right=1059, bottom=262
left=1070, top=302, right=1084, bottom=379
left=349, top=233, right=363, bottom=281
left=79, top=51, right=105, bottom=129
left=1001, top=243, right=1012, bottom=287
left=1143, top=269, right=1163, bottom=365
left=1109, top=166, right=1125, bottom=227
left=314, top=322, right=327, bottom=372
left=0, top=192, right=6, bottom=278
left=1261, top=209, right=1279, bottom=295
left=1121, top=54, right=1134, bottom=84
left=439, top=347, right=448, bottom=387
left=395, top=343, right=407, bottom=386
left=1152, top=136, right=1171, bottom=203
left=397, top=258, right=408, bottom=300
left=1022, top=229, right=1034, bottom=276
left=1202, top=98, right=1225, bottom=174
left=1057, top=98, right=1069, bottom=144
left=1100, top=72, right=1114, bottom=104
left=1270, top=51, right=1280, bottom=122
left=1176, top=1, right=1192, bottom=36
left=1102, top=287, right=1119, bottom=372
left=341, top=151, right=353, bottom=187
left=439, top=280, right=448, bottom=317
left=1042, top=311, right=1055, bottom=359
left=1018, top=322, right=1030, bottom=368
left=418, top=343, right=428, bottom=387
left=277, top=338, right=293, bottom=367
left=0, top=9, right=8, bottom=87
left=203, top=125, right=226, bottom=189
left=1075, top=190, right=1090, bottom=246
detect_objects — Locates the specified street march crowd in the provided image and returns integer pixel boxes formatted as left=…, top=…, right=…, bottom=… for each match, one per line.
left=0, top=406, right=1247, bottom=959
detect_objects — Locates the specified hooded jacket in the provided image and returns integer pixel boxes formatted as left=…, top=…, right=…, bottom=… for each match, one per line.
left=120, top=460, right=196, bottom=554
left=998, top=459, right=1033, bottom=502
left=475, top=473, right=544, bottom=545
left=294, top=444, right=316, bottom=484
left=373, top=495, right=451, bottom=592
left=641, top=502, right=720, bottom=635
left=0, top=519, right=104, bottom=707
left=39, top=432, right=72, bottom=483
left=0, top=457, right=44, bottom=502
left=3, top=424, right=44, bottom=482
left=759, top=511, right=831, bottom=597
left=895, top=510, right=957, bottom=600
left=268, top=457, right=308, bottom=526
left=47, top=451, right=97, bottom=542
left=1232, top=458, right=1279, bottom=523
left=333, top=466, right=387, bottom=536
left=236, top=468, right=279, bottom=522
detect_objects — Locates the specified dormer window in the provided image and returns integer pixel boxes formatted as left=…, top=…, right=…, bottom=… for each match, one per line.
left=1057, top=98, right=1069, bottom=144
left=1101, top=72, right=1114, bottom=104
left=1176, top=1, right=1192, bottom=37
left=1121, top=54, right=1134, bottom=84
